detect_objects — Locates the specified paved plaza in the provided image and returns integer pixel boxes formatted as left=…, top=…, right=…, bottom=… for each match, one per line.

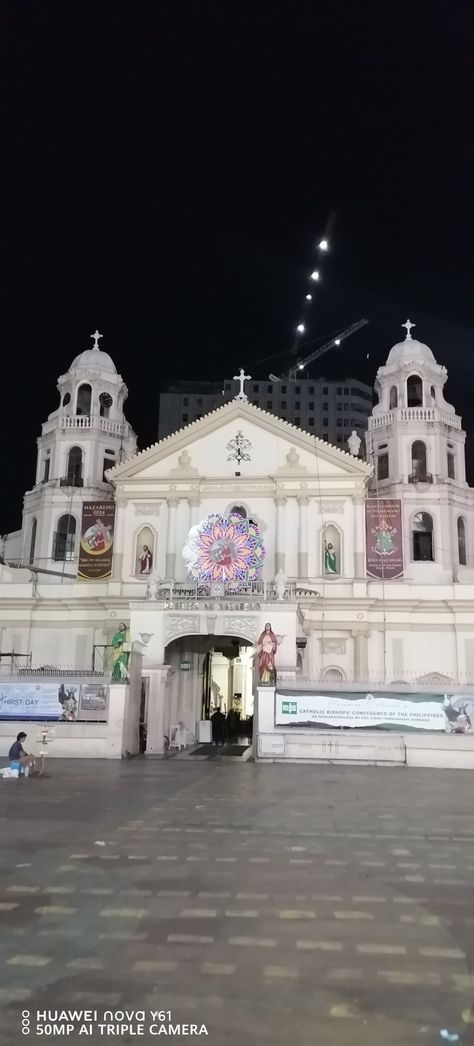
left=1, top=758, right=474, bottom=1044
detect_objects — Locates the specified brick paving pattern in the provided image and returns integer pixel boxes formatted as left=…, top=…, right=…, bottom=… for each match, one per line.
left=1, top=760, right=474, bottom=1044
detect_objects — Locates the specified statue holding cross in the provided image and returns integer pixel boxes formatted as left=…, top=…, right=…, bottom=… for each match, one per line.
left=90, top=329, right=103, bottom=350
left=402, top=319, right=415, bottom=341
left=233, top=368, right=251, bottom=401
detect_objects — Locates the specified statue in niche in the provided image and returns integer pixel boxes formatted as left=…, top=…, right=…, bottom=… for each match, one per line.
left=324, top=540, right=338, bottom=574
left=139, top=544, right=153, bottom=574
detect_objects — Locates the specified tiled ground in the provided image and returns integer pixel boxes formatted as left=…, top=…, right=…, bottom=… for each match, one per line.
left=1, top=759, right=474, bottom=1044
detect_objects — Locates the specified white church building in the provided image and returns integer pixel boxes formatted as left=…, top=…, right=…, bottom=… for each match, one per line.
left=2, top=322, right=474, bottom=768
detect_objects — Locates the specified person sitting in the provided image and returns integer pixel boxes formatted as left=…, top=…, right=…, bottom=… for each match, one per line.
left=9, top=732, right=36, bottom=776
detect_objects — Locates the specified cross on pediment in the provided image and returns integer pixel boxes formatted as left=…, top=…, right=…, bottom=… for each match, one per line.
left=402, top=319, right=415, bottom=341
left=233, top=367, right=251, bottom=401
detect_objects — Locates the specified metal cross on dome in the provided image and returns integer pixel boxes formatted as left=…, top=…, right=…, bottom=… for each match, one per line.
left=90, top=329, right=103, bottom=350
left=402, top=319, right=415, bottom=341
left=233, top=367, right=251, bottom=401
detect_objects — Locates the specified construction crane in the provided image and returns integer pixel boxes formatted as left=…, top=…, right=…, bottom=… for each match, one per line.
left=269, top=318, right=369, bottom=382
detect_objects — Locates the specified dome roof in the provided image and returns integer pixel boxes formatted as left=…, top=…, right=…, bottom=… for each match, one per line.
left=386, top=338, right=436, bottom=366
left=70, top=347, right=117, bottom=374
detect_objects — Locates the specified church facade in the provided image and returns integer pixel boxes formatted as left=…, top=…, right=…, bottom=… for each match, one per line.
left=2, top=324, right=474, bottom=767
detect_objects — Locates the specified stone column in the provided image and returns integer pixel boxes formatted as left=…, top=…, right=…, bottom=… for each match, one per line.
left=166, top=498, right=178, bottom=578
left=275, top=496, right=287, bottom=574
left=112, top=499, right=127, bottom=580
left=352, top=630, right=369, bottom=683
left=145, top=665, right=172, bottom=755
left=353, top=495, right=366, bottom=579
left=189, top=496, right=201, bottom=526
left=297, top=496, right=309, bottom=578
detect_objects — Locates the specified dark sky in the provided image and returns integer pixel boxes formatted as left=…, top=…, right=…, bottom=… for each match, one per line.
left=2, top=1, right=474, bottom=531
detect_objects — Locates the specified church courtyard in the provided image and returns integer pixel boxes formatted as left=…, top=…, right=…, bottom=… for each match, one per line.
left=0, top=760, right=473, bottom=1044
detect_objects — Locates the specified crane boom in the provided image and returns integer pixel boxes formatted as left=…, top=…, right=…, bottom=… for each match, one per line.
left=270, top=318, right=369, bottom=382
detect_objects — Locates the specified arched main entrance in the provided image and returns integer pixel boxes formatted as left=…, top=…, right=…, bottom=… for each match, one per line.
left=163, top=633, right=255, bottom=748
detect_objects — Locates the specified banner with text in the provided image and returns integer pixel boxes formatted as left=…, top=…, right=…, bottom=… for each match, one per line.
left=275, top=691, right=474, bottom=733
left=78, top=502, right=115, bottom=581
left=0, top=682, right=109, bottom=721
left=365, top=498, right=403, bottom=579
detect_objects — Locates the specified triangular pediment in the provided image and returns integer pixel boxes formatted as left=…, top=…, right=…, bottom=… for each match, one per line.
left=108, top=400, right=372, bottom=483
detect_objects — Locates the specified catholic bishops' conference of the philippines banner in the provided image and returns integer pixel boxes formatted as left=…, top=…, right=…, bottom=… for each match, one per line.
left=365, top=498, right=404, bottom=580
left=78, top=502, right=115, bottom=581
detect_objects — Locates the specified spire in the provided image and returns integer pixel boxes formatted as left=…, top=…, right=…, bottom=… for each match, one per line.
left=90, top=329, right=103, bottom=351
left=402, top=319, right=415, bottom=341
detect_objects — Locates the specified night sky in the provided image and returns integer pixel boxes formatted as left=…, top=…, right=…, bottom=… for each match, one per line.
left=2, top=2, right=473, bottom=532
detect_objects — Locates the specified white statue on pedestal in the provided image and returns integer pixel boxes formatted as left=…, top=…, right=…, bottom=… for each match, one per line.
left=274, top=569, right=287, bottom=601
left=347, top=430, right=362, bottom=457
left=146, top=572, right=162, bottom=601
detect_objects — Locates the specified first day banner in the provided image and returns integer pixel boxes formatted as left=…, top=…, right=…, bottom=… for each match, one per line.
left=78, top=502, right=115, bottom=581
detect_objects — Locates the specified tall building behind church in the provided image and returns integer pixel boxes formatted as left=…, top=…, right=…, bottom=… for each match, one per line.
left=158, top=376, right=373, bottom=443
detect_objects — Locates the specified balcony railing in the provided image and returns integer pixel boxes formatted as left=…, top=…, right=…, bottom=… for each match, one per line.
left=42, top=414, right=132, bottom=438
left=369, top=407, right=461, bottom=430
left=60, top=474, right=83, bottom=487
left=149, top=580, right=300, bottom=608
left=408, top=471, right=433, bottom=484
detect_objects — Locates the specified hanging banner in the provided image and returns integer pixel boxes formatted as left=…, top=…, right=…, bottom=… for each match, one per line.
left=78, top=502, right=115, bottom=581
left=365, top=498, right=403, bottom=579
left=275, top=690, right=474, bottom=734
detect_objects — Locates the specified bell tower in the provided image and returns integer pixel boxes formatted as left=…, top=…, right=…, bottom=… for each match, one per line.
left=19, top=331, right=137, bottom=579
left=366, top=321, right=469, bottom=580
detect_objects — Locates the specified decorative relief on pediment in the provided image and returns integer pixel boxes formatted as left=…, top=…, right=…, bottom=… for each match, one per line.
left=320, top=637, right=347, bottom=655
left=224, top=616, right=258, bottom=642
left=134, top=504, right=161, bottom=517
left=165, top=615, right=200, bottom=643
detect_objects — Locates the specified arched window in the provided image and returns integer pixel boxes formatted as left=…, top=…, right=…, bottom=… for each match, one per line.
left=411, top=440, right=427, bottom=481
left=447, top=446, right=455, bottom=480
left=323, top=667, right=345, bottom=682
left=412, top=512, right=434, bottom=562
left=230, top=505, right=247, bottom=518
left=53, top=514, right=76, bottom=561
left=62, top=392, right=71, bottom=407
left=457, top=517, right=467, bottom=566
left=29, top=519, right=37, bottom=565
left=66, top=446, right=83, bottom=486
left=76, top=383, right=92, bottom=416
left=377, top=444, right=389, bottom=481
left=430, top=385, right=436, bottom=403
left=407, top=374, right=423, bottom=408
left=99, top=392, right=113, bottom=418
left=389, top=386, right=398, bottom=409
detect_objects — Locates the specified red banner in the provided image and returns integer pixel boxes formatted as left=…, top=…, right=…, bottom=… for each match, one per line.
left=78, top=502, right=115, bottom=581
left=365, top=498, right=403, bottom=580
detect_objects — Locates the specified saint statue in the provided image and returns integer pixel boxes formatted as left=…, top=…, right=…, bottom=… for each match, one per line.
left=111, top=623, right=131, bottom=682
left=255, top=623, right=281, bottom=685
left=324, top=540, right=337, bottom=574
left=139, top=544, right=153, bottom=574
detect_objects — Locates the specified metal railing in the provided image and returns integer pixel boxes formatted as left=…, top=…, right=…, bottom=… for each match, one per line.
left=150, top=580, right=300, bottom=607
